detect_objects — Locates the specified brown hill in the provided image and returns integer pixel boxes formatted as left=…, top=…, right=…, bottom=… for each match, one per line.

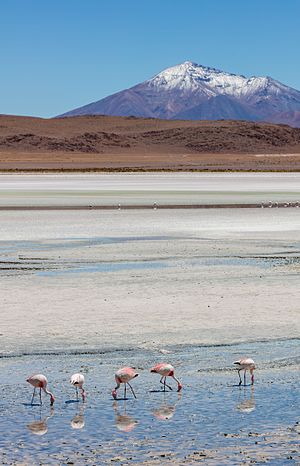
left=0, top=114, right=300, bottom=171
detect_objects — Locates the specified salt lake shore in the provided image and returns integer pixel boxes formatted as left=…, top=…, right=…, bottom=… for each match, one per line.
left=0, top=172, right=300, bottom=465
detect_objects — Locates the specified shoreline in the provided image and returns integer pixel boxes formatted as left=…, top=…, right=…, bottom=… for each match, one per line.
left=1, top=335, right=299, bottom=360
left=0, top=202, right=298, bottom=210
left=1, top=167, right=300, bottom=173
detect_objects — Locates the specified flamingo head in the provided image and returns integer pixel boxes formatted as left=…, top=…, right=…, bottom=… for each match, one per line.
left=81, top=390, right=86, bottom=402
left=250, top=369, right=255, bottom=385
left=112, top=389, right=117, bottom=400
left=177, top=383, right=183, bottom=392
left=50, top=395, right=55, bottom=406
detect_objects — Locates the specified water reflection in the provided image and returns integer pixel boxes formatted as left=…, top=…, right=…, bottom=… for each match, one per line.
left=113, top=401, right=138, bottom=432
left=71, top=405, right=85, bottom=430
left=152, top=394, right=181, bottom=421
left=27, top=407, right=54, bottom=436
left=236, top=387, right=255, bottom=414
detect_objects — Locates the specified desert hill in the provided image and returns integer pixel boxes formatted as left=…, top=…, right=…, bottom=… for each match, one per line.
left=0, top=114, right=300, bottom=171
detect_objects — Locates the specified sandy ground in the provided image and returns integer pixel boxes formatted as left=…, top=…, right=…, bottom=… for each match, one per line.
left=1, top=150, right=300, bottom=171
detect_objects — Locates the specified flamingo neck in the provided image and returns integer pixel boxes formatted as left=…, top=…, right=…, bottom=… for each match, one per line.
left=43, top=387, right=55, bottom=404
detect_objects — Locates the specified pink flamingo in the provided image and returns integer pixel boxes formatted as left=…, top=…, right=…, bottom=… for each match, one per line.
left=150, top=363, right=182, bottom=392
left=112, top=367, right=138, bottom=400
left=27, top=374, right=55, bottom=406
left=70, top=373, right=85, bottom=401
left=233, top=358, right=256, bottom=386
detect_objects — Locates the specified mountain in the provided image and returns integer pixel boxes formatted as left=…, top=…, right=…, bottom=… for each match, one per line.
left=269, top=111, right=300, bottom=128
left=59, top=61, right=300, bottom=127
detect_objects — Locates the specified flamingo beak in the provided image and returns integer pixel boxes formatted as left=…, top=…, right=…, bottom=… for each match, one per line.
left=112, top=389, right=117, bottom=400
left=177, top=383, right=183, bottom=392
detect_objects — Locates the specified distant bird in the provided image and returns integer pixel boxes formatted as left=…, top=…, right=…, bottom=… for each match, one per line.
left=26, top=374, right=55, bottom=406
left=233, top=358, right=256, bottom=386
left=70, top=373, right=85, bottom=401
left=150, top=363, right=182, bottom=392
left=112, top=367, right=138, bottom=400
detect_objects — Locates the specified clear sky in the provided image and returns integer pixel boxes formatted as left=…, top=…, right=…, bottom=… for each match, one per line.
left=1, top=0, right=299, bottom=117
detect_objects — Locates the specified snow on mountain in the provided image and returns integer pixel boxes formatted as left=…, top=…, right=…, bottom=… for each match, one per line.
left=59, top=61, right=300, bottom=127
left=149, top=61, right=248, bottom=96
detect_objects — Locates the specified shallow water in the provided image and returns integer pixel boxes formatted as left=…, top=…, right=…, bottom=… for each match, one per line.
left=1, top=340, right=300, bottom=465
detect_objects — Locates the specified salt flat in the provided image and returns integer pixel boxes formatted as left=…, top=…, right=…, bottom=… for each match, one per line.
left=1, top=207, right=300, bottom=356
left=1, top=172, right=300, bottom=206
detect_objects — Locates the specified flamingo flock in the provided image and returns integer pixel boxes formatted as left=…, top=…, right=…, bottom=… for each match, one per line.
left=26, top=358, right=255, bottom=405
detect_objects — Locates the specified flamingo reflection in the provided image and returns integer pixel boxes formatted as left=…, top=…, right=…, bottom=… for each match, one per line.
left=113, top=401, right=138, bottom=432
left=152, top=393, right=181, bottom=421
left=236, top=386, right=255, bottom=413
left=27, top=407, right=54, bottom=436
left=71, top=404, right=85, bottom=429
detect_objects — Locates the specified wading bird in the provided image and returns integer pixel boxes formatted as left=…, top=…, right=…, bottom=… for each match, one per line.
left=70, top=373, right=85, bottom=401
left=26, top=374, right=55, bottom=406
left=233, top=358, right=255, bottom=386
left=112, top=367, right=138, bottom=400
left=150, top=363, right=182, bottom=392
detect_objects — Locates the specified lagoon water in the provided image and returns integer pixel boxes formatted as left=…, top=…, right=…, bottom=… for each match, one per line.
left=1, top=341, right=300, bottom=465
left=1, top=173, right=300, bottom=464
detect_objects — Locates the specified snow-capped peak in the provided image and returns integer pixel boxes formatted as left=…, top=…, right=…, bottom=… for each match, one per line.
left=148, top=61, right=246, bottom=94
left=147, top=61, right=287, bottom=99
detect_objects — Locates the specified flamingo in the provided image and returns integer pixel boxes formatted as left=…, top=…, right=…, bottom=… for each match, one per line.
left=112, top=367, right=138, bottom=400
left=150, top=363, right=182, bottom=392
left=70, top=373, right=85, bottom=401
left=26, top=374, right=55, bottom=406
left=233, top=358, right=255, bottom=386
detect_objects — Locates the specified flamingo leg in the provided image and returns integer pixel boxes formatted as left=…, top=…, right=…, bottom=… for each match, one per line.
left=124, top=383, right=127, bottom=399
left=244, top=370, right=247, bottom=386
left=127, top=382, right=137, bottom=399
left=160, top=376, right=172, bottom=391
left=31, top=388, right=36, bottom=405
left=39, top=388, right=42, bottom=405
left=159, top=376, right=164, bottom=390
left=238, top=370, right=242, bottom=386
left=76, top=386, right=79, bottom=400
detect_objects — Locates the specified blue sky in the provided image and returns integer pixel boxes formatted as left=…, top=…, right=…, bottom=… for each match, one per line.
left=1, top=0, right=299, bottom=117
